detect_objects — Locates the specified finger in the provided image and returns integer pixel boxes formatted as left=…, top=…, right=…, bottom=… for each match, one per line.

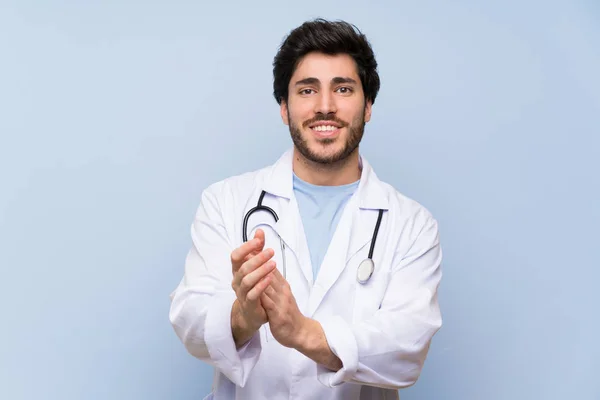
left=231, top=237, right=264, bottom=271
left=238, top=248, right=275, bottom=279
left=267, top=266, right=285, bottom=288
left=264, top=284, right=277, bottom=298
left=260, top=285, right=278, bottom=312
left=240, top=260, right=277, bottom=299
left=243, top=229, right=266, bottom=262
left=234, top=249, right=274, bottom=291
left=250, top=229, right=265, bottom=253
left=260, top=291, right=276, bottom=310
left=264, top=268, right=290, bottom=299
left=246, top=272, right=273, bottom=302
left=254, top=228, right=265, bottom=244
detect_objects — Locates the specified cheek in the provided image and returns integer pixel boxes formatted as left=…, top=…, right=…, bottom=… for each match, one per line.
left=289, top=113, right=310, bottom=129
left=288, top=101, right=314, bottom=123
left=343, top=102, right=365, bottom=119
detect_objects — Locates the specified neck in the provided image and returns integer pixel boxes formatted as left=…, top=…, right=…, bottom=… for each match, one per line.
left=292, top=147, right=361, bottom=186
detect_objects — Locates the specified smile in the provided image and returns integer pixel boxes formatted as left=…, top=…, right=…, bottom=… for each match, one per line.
left=311, top=125, right=339, bottom=132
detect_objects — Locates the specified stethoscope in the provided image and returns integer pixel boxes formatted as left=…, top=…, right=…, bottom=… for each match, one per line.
left=243, top=190, right=385, bottom=284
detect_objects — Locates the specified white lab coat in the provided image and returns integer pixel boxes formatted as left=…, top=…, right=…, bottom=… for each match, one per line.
left=169, top=149, right=442, bottom=400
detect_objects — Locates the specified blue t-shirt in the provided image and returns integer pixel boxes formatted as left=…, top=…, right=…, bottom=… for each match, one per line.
left=292, top=173, right=360, bottom=281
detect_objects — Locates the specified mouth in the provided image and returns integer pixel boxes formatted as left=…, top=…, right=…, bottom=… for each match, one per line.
left=308, top=122, right=343, bottom=138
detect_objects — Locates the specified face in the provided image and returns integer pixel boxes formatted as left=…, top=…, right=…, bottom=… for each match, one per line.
left=280, top=52, right=372, bottom=165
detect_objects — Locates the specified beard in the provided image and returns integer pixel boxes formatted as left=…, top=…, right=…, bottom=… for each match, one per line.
left=288, top=110, right=366, bottom=165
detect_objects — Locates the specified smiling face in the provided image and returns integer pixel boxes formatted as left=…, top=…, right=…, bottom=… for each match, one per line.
left=280, top=52, right=372, bottom=165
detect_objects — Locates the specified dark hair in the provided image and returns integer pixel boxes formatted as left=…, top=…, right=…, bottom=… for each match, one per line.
left=272, top=18, right=380, bottom=105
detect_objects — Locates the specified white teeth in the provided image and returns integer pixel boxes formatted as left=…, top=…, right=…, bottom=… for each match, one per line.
left=312, top=125, right=337, bottom=132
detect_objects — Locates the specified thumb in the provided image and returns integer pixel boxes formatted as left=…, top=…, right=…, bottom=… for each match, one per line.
left=254, top=228, right=265, bottom=246
left=244, top=229, right=266, bottom=262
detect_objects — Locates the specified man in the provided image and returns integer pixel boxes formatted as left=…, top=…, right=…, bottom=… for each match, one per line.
left=170, top=18, right=442, bottom=399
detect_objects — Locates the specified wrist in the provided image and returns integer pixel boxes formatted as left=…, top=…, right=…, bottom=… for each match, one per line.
left=294, top=317, right=343, bottom=371
left=231, top=300, right=243, bottom=328
left=231, top=300, right=255, bottom=347
left=294, top=316, right=316, bottom=352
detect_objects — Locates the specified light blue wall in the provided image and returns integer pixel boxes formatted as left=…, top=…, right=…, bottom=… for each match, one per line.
left=1, top=1, right=598, bottom=399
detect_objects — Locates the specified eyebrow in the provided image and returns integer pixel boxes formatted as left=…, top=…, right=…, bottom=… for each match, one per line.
left=294, top=76, right=358, bottom=86
left=331, top=77, right=358, bottom=85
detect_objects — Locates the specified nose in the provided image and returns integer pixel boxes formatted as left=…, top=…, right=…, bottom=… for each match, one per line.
left=314, top=90, right=337, bottom=115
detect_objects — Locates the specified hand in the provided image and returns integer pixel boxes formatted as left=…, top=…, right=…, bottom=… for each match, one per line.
left=261, top=268, right=342, bottom=370
left=231, top=229, right=277, bottom=333
left=260, top=267, right=308, bottom=348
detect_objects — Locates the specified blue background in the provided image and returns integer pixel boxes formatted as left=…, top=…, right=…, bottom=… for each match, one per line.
left=1, top=1, right=598, bottom=399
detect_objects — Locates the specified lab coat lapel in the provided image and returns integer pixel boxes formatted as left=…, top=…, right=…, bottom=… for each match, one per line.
left=345, top=207, right=380, bottom=264
left=261, top=150, right=313, bottom=285
left=347, top=156, right=390, bottom=260
left=272, top=197, right=313, bottom=285
left=307, top=156, right=389, bottom=317
left=307, top=195, right=357, bottom=317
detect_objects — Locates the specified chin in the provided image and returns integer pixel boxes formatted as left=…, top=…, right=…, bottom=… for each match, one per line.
left=304, top=144, right=349, bottom=164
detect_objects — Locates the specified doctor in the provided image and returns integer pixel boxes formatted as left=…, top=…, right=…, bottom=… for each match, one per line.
left=169, top=18, right=442, bottom=399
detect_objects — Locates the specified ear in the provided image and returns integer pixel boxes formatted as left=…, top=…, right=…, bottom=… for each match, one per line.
left=364, top=100, right=373, bottom=123
left=280, top=100, right=289, bottom=125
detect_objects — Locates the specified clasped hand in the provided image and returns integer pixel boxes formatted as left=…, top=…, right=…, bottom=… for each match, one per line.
left=231, top=229, right=306, bottom=348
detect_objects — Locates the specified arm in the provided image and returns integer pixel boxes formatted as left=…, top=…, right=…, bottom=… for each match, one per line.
left=231, top=299, right=259, bottom=348
left=295, top=318, right=343, bottom=371
left=313, top=214, right=443, bottom=389
left=169, top=186, right=262, bottom=387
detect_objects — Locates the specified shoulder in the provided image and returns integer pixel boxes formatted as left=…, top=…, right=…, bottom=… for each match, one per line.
left=197, top=164, right=272, bottom=210
left=377, top=179, right=440, bottom=247
left=385, top=182, right=435, bottom=223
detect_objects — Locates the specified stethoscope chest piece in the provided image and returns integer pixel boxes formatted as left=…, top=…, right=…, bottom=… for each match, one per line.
left=357, top=258, right=375, bottom=284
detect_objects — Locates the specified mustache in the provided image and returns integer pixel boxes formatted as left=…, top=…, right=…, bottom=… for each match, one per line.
left=302, top=113, right=348, bottom=128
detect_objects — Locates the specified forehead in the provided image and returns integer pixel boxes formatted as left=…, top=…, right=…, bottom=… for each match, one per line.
left=291, top=52, right=360, bottom=82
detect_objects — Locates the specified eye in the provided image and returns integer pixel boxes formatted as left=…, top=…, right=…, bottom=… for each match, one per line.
left=336, top=86, right=353, bottom=94
left=299, top=88, right=315, bottom=95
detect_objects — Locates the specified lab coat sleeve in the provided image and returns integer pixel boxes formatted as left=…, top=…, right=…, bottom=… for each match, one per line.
left=169, top=186, right=262, bottom=387
left=317, top=213, right=443, bottom=389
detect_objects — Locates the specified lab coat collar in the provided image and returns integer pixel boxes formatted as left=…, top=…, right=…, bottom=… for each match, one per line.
left=262, top=148, right=389, bottom=211
left=262, top=149, right=295, bottom=199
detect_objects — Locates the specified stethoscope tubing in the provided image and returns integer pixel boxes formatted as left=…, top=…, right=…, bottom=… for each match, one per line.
left=243, top=191, right=384, bottom=284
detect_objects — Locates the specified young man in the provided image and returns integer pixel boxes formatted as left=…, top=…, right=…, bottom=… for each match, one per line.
left=170, top=19, right=442, bottom=399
